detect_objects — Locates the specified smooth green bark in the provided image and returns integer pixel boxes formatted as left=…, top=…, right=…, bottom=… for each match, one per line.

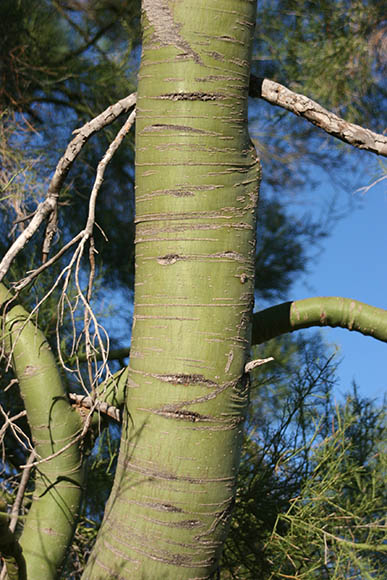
left=0, top=284, right=83, bottom=579
left=84, top=1, right=259, bottom=578
left=252, top=297, right=387, bottom=345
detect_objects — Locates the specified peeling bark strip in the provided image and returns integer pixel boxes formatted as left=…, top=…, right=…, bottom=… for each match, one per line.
left=84, top=1, right=259, bottom=578
left=142, top=0, right=201, bottom=62
left=250, top=76, right=387, bottom=157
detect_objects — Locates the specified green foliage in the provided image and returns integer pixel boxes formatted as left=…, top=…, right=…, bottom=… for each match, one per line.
left=0, top=0, right=141, bottom=115
left=250, top=0, right=385, bottom=198
left=221, top=378, right=386, bottom=579
left=255, top=0, right=386, bottom=125
left=0, top=0, right=140, bottom=291
left=0, top=0, right=66, bottom=111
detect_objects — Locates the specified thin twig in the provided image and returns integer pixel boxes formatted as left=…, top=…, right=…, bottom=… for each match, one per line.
left=0, top=407, right=32, bottom=453
left=9, top=451, right=36, bottom=533
left=79, top=108, right=136, bottom=390
left=0, top=92, right=136, bottom=283
left=14, top=231, right=84, bottom=291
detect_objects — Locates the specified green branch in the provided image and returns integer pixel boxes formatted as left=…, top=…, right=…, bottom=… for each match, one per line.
left=252, top=297, right=387, bottom=345
left=0, top=284, right=83, bottom=579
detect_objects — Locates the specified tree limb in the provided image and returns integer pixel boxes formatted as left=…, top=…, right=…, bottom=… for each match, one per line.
left=70, top=367, right=128, bottom=425
left=0, top=284, right=84, bottom=579
left=70, top=393, right=121, bottom=423
left=0, top=93, right=136, bottom=283
left=251, top=297, right=387, bottom=345
left=249, top=76, right=387, bottom=157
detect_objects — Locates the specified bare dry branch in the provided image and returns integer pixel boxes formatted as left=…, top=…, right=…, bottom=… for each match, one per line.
left=9, top=451, right=36, bottom=533
left=244, top=357, right=274, bottom=373
left=250, top=76, right=387, bottom=157
left=14, top=231, right=84, bottom=291
left=69, top=393, right=121, bottom=422
left=0, top=92, right=136, bottom=283
left=0, top=407, right=31, bottom=453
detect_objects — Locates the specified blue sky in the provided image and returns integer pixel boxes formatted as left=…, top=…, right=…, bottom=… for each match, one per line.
left=291, top=162, right=386, bottom=403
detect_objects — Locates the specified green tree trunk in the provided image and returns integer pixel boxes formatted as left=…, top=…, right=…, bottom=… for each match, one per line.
left=84, top=1, right=258, bottom=578
left=0, top=285, right=83, bottom=579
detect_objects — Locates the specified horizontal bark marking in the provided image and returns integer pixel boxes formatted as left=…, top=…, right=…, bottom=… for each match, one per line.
left=218, top=35, right=244, bottom=45
left=194, top=73, right=244, bottom=83
left=133, top=501, right=184, bottom=513
left=150, top=409, right=213, bottom=422
left=136, top=184, right=224, bottom=201
left=236, top=18, right=255, bottom=30
left=136, top=237, right=218, bottom=245
left=156, top=251, right=250, bottom=265
left=133, top=314, right=199, bottom=321
left=157, top=253, right=181, bottom=265
left=136, top=221, right=253, bottom=237
left=134, top=302, right=252, bottom=308
left=150, top=414, right=244, bottom=431
left=203, top=49, right=225, bottom=61
left=212, top=250, right=246, bottom=261
left=140, top=515, right=203, bottom=529
left=121, top=458, right=236, bottom=485
left=157, top=92, right=226, bottom=101
left=134, top=209, right=253, bottom=224
left=193, top=31, right=244, bottom=47
left=100, top=519, right=216, bottom=568
left=136, top=161, right=255, bottom=168
left=152, top=374, right=218, bottom=387
left=106, top=536, right=214, bottom=569
left=140, top=380, right=246, bottom=424
left=138, top=125, right=236, bottom=140
left=151, top=144, right=241, bottom=154
left=140, top=123, right=210, bottom=134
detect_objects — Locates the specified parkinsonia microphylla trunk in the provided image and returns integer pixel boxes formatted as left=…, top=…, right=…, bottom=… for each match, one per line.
left=84, top=1, right=259, bottom=578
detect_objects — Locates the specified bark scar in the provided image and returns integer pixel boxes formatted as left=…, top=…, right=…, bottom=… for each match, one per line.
left=143, top=0, right=201, bottom=63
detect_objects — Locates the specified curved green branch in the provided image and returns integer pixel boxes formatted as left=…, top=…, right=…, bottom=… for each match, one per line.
left=252, top=297, right=387, bottom=345
left=0, top=284, right=83, bottom=579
